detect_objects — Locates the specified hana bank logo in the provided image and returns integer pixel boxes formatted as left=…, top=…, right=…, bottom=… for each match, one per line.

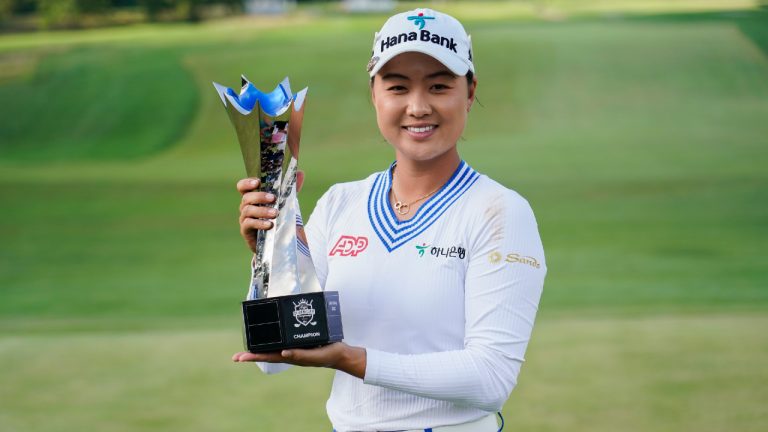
left=408, top=12, right=435, bottom=30
left=415, top=243, right=466, bottom=260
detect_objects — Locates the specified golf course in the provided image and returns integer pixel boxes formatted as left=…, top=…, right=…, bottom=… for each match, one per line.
left=1, top=1, right=766, bottom=430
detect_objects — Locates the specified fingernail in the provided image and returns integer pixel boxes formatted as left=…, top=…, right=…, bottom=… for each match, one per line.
left=250, top=179, right=258, bottom=186
left=268, top=208, right=278, bottom=216
left=266, top=193, right=275, bottom=200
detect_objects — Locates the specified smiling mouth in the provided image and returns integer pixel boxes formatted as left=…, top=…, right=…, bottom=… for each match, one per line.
left=404, top=125, right=437, bottom=133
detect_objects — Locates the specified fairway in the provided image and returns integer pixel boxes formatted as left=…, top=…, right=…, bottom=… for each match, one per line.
left=2, top=314, right=766, bottom=431
left=1, top=2, right=767, bottom=431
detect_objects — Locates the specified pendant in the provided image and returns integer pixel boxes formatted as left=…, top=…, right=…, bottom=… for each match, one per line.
left=394, top=201, right=410, bottom=215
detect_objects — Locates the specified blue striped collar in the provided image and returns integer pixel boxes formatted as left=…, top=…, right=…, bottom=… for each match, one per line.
left=367, top=160, right=480, bottom=252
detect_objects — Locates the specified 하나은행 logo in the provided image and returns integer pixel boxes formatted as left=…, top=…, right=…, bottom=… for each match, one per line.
left=329, top=235, right=369, bottom=257
left=416, top=243, right=466, bottom=260
left=407, top=12, right=435, bottom=30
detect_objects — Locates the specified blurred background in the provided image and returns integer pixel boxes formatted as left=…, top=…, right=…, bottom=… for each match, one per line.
left=1, top=0, right=766, bottom=431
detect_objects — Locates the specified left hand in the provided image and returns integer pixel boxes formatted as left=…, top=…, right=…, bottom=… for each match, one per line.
left=232, top=342, right=366, bottom=379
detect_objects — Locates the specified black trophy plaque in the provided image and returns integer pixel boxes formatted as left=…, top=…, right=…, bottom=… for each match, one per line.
left=242, top=291, right=343, bottom=353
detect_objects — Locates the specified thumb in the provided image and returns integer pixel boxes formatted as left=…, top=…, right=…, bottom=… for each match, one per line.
left=296, top=170, right=305, bottom=193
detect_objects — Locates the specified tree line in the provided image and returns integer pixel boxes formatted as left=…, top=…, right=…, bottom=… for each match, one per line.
left=0, top=0, right=317, bottom=29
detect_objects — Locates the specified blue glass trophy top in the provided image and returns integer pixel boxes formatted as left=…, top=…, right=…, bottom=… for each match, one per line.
left=213, top=76, right=301, bottom=117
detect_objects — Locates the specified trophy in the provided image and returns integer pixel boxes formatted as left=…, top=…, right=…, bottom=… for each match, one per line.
left=213, top=76, right=343, bottom=353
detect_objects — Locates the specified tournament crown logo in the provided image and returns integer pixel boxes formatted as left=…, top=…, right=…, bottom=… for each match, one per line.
left=407, top=12, right=434, bottom=30
left=292, top=298, right=317, bottom=327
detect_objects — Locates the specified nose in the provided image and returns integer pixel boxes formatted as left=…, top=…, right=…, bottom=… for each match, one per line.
left=406, top=90, right=432, bottom=118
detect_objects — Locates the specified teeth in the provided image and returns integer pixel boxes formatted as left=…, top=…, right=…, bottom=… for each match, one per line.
left=407, top=126, right=435, bottom=133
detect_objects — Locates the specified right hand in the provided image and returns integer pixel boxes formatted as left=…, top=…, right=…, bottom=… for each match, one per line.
left=237, top=178, right=277, bottom=253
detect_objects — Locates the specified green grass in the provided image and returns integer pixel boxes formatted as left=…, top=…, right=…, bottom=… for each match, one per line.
left=0, top=2, right=767, bottom=431
left=0, top=45, right=197, bottom=161
left=1, top=314, right=766, bottom=432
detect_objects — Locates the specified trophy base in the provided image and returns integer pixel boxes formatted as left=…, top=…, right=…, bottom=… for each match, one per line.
left=242, top=291, right=343, bottom=353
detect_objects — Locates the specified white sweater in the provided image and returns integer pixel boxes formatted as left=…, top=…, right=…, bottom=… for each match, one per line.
left=256, top=161, right=546, bottom=431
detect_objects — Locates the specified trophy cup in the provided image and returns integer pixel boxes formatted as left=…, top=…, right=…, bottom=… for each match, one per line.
left=213, top=76, right=343, bottom=353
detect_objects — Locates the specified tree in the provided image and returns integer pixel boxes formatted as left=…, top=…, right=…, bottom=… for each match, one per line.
left=177, top=0, right=203, bottom=22
left=138, top=0, right=170, bottom=21
left=38, top=0, right=79, bottom=28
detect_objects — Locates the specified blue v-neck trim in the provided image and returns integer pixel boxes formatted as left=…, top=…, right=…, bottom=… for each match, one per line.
left=367, top=161, right=480, bottom=252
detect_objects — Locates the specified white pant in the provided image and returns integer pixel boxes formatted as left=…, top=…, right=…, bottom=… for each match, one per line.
left=334, top=414, right=500, bottom=432
left=402, top=413, right=499, bottom=432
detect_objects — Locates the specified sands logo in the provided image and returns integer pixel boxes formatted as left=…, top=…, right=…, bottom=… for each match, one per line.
left=488, top=251, right=502, bottom=264
left=329, top=235, right=369, bottom=257
left=488, top=250, right=542, bottom=269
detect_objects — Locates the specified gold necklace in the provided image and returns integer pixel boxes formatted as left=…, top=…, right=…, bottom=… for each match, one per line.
left=391, top=184, right=440, bottom=216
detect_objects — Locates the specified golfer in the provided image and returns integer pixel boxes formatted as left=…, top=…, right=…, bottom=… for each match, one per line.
left=233, top=8, right=546, bottom=432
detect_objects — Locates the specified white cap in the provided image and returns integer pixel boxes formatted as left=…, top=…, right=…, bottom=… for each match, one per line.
left=367, top=8, right=474, bottom=77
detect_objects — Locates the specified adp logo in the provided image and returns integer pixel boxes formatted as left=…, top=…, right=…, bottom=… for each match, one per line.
left=329, top=235, right=369, bottom=257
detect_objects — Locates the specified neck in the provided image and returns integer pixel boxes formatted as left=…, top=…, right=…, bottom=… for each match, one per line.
left=391, top=151, right=461, bottom=201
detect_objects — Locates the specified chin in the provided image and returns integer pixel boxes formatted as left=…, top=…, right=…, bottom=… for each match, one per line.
left=399, top=149, right=453, bottom=164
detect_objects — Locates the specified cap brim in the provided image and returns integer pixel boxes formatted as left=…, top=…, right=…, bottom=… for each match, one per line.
left=368, top=43, right=471, bottom=78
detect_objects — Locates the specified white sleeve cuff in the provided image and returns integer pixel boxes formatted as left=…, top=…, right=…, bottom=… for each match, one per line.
left=362, top=347, right=385, bottom=384
left=256, top=362, right=293, bottom=375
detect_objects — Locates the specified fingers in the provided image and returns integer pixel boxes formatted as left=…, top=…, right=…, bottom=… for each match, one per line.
left=239, top=201, right=278, bottom=234
left=240, top=190, right=276, bottom=211
left=274, top=347, right=333, bottom=368
left=236, top=178, right=260, bottom=194
left=239, top=204, right=278, bottom=224
left=240, top=218, right=273, bottom=233
left=237, top=177, right=276, bottom=212
left=232, top=344, right=355, bottom=374
left=232, top=351, right=284, bottom=363
left=231, top=350, right=306, bottom=364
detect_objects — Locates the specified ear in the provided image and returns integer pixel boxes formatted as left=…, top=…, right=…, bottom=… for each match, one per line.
left=467, top=76, right=477, bottom=111
left=370, top=77, right=377, bottom=103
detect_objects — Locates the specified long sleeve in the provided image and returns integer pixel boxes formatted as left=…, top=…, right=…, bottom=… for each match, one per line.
left=363, top=192, right=546, bottom=411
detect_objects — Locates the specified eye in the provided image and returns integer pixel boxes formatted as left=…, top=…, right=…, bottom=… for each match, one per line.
left=387, top=85, right=407, bottom=92
left=431, top=83, right=451, bottom=91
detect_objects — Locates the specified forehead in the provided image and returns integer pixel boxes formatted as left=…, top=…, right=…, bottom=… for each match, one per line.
left=377, top=52, right=456, bottom=79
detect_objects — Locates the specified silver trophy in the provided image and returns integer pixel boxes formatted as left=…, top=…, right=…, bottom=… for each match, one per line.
left=213, top=76, right=343, bottom=353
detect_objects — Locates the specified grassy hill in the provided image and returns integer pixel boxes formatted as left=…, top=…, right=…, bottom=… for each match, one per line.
left=1, top=3, right=767, bottom=431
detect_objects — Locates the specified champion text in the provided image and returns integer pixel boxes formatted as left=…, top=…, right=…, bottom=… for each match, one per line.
left=294, top=332, right=321, bottom=339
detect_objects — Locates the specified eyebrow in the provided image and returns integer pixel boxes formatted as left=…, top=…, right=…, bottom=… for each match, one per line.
left=381, top=73, right=409, bottom=81
left=426, top=70, right=458, bottom=80
left=380, top=70, right=458, bottom=81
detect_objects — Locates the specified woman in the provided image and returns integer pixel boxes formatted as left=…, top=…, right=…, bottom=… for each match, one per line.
left=233, top=9, right=546, bottom=432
